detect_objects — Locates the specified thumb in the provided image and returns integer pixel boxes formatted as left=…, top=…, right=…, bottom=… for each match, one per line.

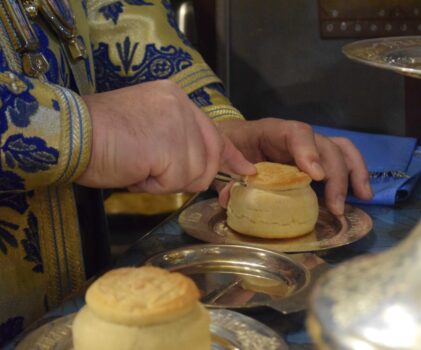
left=218, top=182, right=233, bottom=208
left=220, top=135, right=256, bottom=176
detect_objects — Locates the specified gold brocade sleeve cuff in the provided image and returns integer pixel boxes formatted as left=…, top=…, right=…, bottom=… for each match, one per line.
left=53, top=86, right=92, bottom=185
left=169, top=63, right=245, bottom=122
left=169, top=63, right=222, bottom=94
left=0, top=72, right=92, bottom=191
left=201, top=105, right=244, bottom=122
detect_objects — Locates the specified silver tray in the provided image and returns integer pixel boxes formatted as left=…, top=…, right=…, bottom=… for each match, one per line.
left=342, top=36, right=421, bottom=78
left=145, top=244, right=329, bottom=314
left=15, top=310, right=288, bottom=350
left=179, top=198, right=372, bottom=253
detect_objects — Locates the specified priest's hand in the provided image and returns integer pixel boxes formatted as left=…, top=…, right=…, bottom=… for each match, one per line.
left=216, top=118, right=372, bottom=215
left=76, top=80, right=256, bottom=193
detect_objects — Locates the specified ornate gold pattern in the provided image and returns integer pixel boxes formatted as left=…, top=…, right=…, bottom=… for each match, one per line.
left=0, top=0, right=91, bottom=330
left=0, top=13, right=24, bottom=71
left=21, top=0, right=39, bottom=18
left=0, top=0, right=246, bottom=337
left=0, top=71, right=28, bottom=93
left=38, top=0, right=86, bottom=60
left=22, top=51, right=49, bottom=77
left=170, top=63, right=222, bottom=94
left=202, top=105, right=244, bottom=122
left=0, top=0, right=50, bottom=76
left=343, top=36, right=421, bottom=78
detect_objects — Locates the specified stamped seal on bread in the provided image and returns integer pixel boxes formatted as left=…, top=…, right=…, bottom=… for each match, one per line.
left=85, top=266, right=199, bottom=326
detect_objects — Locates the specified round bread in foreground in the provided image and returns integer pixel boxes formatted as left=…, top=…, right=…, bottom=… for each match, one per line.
left=227, top=162, right=319, bottom=239
left=85, top=266, right=199, bottom=326
left=73, top=266, right=211, bottom=350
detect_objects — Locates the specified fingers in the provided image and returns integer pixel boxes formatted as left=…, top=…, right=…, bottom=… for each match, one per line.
left=185, top=108, right=255, bottom=193
left=315, top=135, right=349, bottom=215
left=217, top=183, right=233, bottom=208
left=219, top=135, right=256, bottom=176
left=182, top=109, right=225, bottom=192
left=259, top=120, right=371, bottom=215
left=315, top=135, right=373, bottom=215
left=284, top=124, right=372, bottom=214
left=330, top=137, right=372, bottom=200
left=280, top=122, right=326, bottom=181
left=215, top=137, right=255, bottom=209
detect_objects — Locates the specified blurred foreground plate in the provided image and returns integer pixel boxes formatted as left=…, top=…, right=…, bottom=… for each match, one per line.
left=343, top=36, right=421, bottom=78
left=15, top=310, right=288, bottom=350
left=179, top=198, right=372, bottom=253
left=146, top=244, right=328, bottom=314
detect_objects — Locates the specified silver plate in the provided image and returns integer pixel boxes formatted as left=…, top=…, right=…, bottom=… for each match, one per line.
left=145, top=244, right=328, bottom=314
left=15, top=310, right=288, bottom=350
left=179, top=198, right=372, bottom=253
left=342, top=36, right=421, bottom=78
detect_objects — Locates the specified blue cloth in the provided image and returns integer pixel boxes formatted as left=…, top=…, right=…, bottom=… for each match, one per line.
left=313, top=125, right=421, bottom=205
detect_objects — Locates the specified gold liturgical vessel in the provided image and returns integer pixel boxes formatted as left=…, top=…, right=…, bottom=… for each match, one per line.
left=308, top=33, right=421, bottom=350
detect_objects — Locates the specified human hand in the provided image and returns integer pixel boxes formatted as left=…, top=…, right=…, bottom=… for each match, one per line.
left=216, top=118, right=372, bottom=215
left=76, top=80, right=256, bottom=193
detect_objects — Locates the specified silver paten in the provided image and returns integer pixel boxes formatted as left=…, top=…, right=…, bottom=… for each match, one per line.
left=343, top=36, right=421, bottom=78
left=145, top=244, right=329, bottom=314
left=15, top=309, right=289, bottom=350
left=178, top=198, right=373, bottom=253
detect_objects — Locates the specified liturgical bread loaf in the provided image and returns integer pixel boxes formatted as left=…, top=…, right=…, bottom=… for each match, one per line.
left=227, top=162, right=319, bottom=238
left=73, top=266, right=211, bottom=350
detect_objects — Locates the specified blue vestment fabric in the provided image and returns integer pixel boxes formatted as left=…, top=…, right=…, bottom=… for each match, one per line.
left=313, top=125, right=421, bottom=205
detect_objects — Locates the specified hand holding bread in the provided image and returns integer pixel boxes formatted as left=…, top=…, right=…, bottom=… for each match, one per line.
left=216, top=118, right=372, bottom=215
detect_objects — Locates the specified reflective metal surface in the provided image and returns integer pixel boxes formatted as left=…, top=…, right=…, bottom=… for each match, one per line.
left=173, top=0, right=197, bottom=46
left=179, top=198, right=372, bottom=253
left=12, top=185, right=420, bottom=349
left=105, top=192, right=194, bottom=215
left=343, top=36, right=421, bottom=78
left=145, top=244, right=328, bottom=314
left=215, top=172, right=246, bottom=186
left=16, top=310, right=288, bottom=350
left=210, top=309, right=288, bottom=350
left=308, top=219, right=421, bottom=350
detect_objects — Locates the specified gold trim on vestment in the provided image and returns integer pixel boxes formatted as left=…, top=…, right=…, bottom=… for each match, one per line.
left=202, top=105, right=244, bottom=122
left=0, top=11, right=22, bottom=70
left=34, top=186, right=85, bottom=308
left=170, top=63, right=222, bottom=95
left=0, top=6, right=89, bottom=312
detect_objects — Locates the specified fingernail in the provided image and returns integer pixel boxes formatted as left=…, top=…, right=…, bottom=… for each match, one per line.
left=245, top=162, right=257, bottom=175
left=311, top=162, right=325, bottom=180
left=365, top=181, right=373, bottom=198
left=335, top=195, right=345, bottom=215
